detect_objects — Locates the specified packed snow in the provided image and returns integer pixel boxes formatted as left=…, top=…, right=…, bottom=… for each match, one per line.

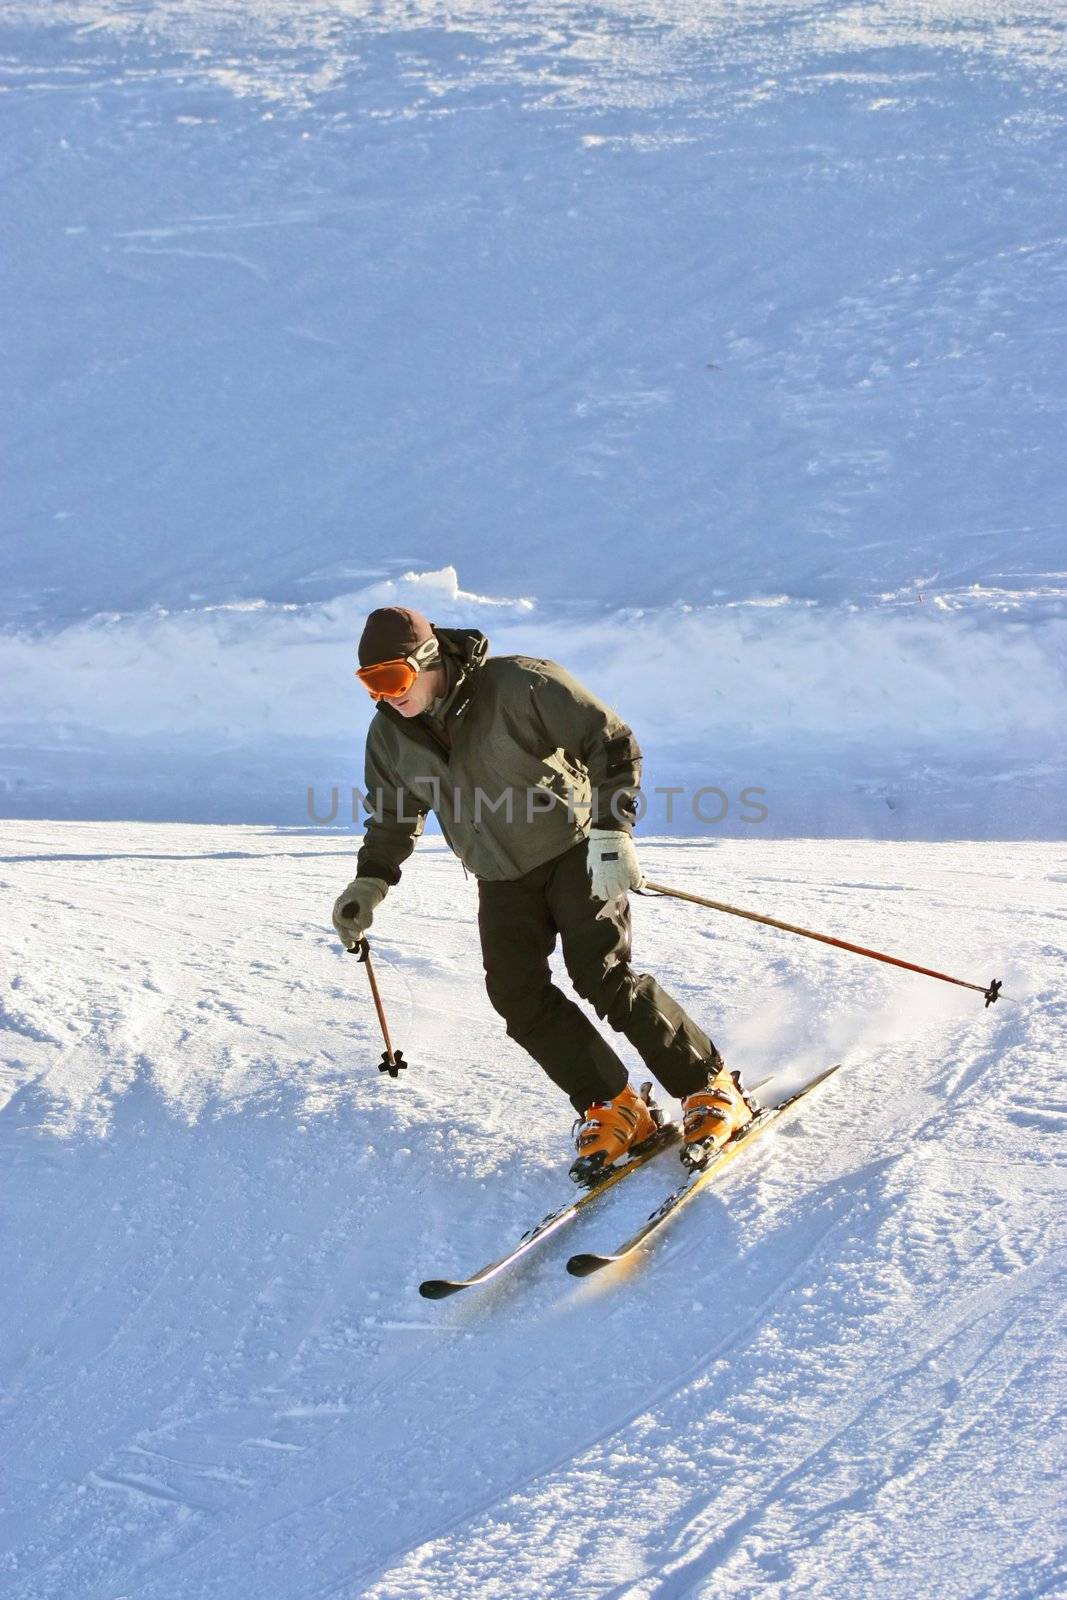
left=2, top=824, right=1064, bottom=1598
left=2, top=1, right=1065, bottom=1596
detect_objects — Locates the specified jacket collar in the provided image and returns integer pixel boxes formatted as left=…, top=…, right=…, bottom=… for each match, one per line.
left=377, top=625, right=488, bottom=741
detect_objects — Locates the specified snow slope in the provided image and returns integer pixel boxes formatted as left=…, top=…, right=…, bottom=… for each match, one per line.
left=1, top=0, right=1065, bottom=829
left=2, top=0, right=1065, bottom=625
left=2, top=821, right=1064, bottom=1598
left=2, top=6, right=1064, bottom=1594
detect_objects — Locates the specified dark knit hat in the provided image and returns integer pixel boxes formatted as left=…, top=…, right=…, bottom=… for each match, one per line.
left=358, top=606, right=438, bottom=667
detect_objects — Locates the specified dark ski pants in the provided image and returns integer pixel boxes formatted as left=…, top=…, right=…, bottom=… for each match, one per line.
left=477, top=841, right=722, bottom=1114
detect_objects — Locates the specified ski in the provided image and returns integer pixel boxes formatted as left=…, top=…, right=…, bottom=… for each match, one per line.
left=565, top=1063, right=843, bottom=1278
left=418, top=1120, right=681, bottom=1299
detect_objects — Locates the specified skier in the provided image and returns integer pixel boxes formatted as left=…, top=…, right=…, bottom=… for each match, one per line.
left=332, top=605, right=755, bottom=1183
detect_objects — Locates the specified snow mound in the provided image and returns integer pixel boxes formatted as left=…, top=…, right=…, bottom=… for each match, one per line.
left=1, top=569, right=1063, bottom=835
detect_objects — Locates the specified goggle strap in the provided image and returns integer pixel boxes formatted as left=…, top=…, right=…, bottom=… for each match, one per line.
left=409, top=635, right=441, bottom=670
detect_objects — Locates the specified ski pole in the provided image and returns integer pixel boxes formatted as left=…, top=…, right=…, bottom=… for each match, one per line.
left=640, top=881, right=1003, bottom=1007
left=352, top=936, right=408, bottom=1077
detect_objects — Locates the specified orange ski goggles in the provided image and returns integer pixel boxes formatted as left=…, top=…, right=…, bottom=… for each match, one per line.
left=355, top=635, right=440, bottom=700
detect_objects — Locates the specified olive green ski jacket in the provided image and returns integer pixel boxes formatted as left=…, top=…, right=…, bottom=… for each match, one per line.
left=354, top=626, right=642, bottom=885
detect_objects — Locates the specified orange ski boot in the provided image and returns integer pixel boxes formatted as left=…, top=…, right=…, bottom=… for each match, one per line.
left=681, top=1065, right=759, bottom=1169
left=569, top=1080, right=662, bottom=1187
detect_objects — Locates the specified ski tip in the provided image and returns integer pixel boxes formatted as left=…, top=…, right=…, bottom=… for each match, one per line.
left=566, top=1253, right=616, bottom=1278
left=418, top=1279, right=466, bottom=1300
left=770, top=1062, right=842, bottom=1108
left=803, top=1062, right=843, bottom=1093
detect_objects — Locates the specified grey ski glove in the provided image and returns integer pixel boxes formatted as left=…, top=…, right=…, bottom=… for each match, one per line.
left=586, top=830, right=645, bottom=902
left=332, top=876, right=389, bottom=949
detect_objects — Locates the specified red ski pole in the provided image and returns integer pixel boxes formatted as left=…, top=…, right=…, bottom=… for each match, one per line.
left=640, top=881, right=1003, bottom=1006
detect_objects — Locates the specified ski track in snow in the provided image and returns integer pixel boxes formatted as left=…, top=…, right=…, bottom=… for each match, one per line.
left=1, top=822, right=1063, bottom=1598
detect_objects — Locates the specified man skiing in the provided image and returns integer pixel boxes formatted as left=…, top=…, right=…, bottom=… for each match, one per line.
left=332, top=605, right=755, bottom=1184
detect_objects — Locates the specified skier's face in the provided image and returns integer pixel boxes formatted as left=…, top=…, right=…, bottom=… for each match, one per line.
left=389, top=663, right=447, bottom=718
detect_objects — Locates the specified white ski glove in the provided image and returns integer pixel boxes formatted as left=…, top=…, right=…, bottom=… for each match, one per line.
left=332, top=876, right=389, bottom=949
left=586, top=830, right=645, bottom=902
